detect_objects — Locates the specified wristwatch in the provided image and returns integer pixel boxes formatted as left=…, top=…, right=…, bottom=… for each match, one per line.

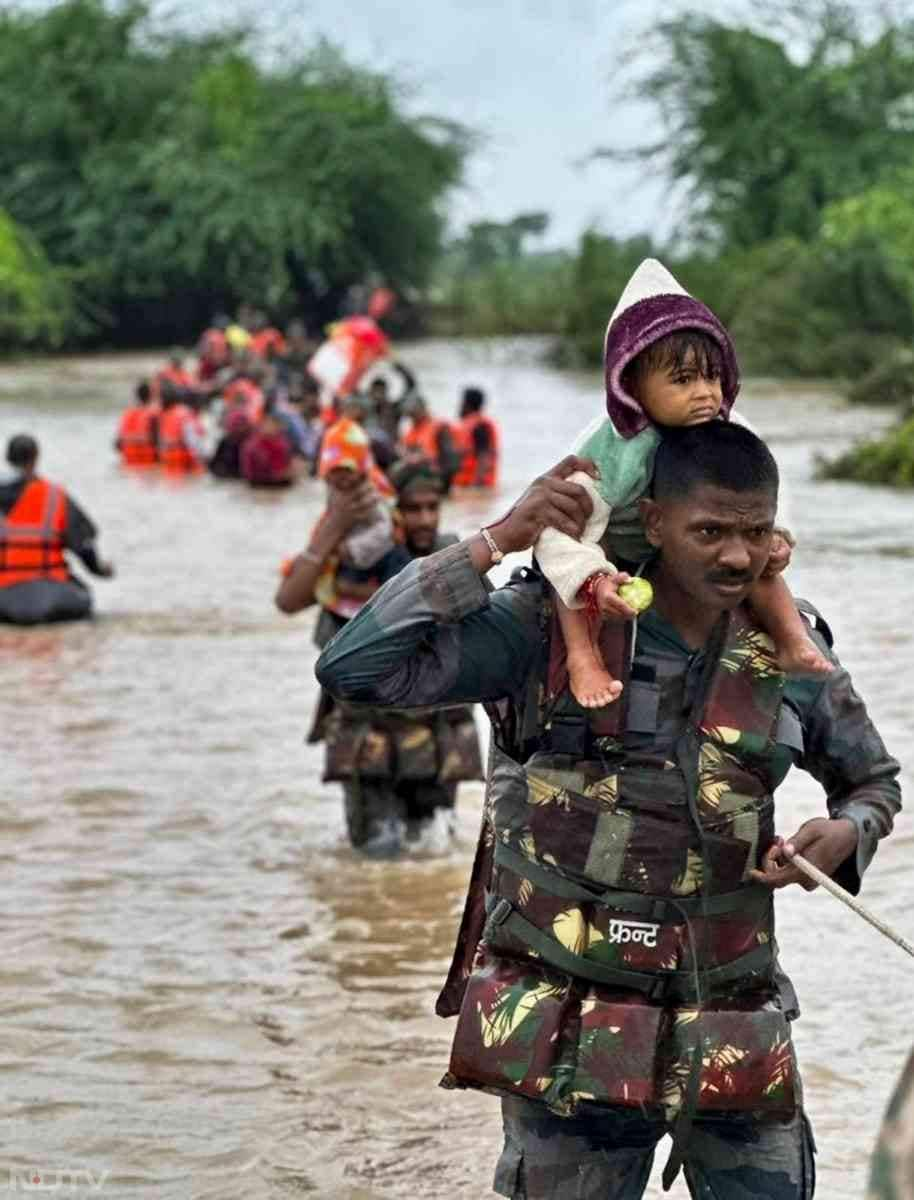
left=479, top=526, right=504, bottom=564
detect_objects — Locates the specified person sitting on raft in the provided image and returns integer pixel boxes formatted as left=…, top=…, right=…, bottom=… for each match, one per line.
left=534, top=258, right=832, bottom=709
left=0, top=434, right=114, bottom=624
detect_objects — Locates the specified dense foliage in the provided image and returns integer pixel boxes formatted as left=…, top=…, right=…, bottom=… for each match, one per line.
left=441, top=4, right=914, bottom=395
left=0, top=0, right=468, bottom=347
left=0, top=210, right=73, bottom=350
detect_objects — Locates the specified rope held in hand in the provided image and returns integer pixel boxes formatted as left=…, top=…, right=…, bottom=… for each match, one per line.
left=789, top=851, right=914, bottom=961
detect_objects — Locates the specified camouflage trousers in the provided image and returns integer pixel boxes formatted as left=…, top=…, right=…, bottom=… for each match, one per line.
left=495, top=1096, right=816, bottom=1199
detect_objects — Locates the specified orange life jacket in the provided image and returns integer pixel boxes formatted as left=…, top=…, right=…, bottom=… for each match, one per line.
left=117, top=405, right=158, bottom=465
left=158, top=405, right=204, bottom=471
left=153, top=365, right=196, bottom=404
left=452, top=412, right=500, bottom=488
left=222, top=378, right=264, bottom=425
left=401, top=417, right=447, bottom=466
left=0, top=478, right=68, bottom=588
left=249, top=328, right=287, bottom=359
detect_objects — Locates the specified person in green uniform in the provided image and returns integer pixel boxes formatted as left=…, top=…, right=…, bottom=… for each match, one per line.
left=316, top=422, right=900, bottom=1198
left=277, top=460, right=482, bottom=856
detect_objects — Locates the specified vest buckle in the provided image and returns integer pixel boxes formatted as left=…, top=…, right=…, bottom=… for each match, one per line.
left=488, top=898, right=513, bottom=928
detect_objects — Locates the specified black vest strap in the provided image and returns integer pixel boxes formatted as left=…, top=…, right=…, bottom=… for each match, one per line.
left=494, top=842, right=770, bottom=921
left=484, top=897, right=774, bottom=1004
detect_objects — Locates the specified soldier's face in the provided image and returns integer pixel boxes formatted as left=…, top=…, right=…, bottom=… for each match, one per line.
left=641, top=484, right=776, bottom=612
left=398, top=488, right=441, bottom=554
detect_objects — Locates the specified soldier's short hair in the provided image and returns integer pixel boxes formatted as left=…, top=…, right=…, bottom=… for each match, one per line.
left=652, top=422, right=778, bottom=502
left=6, top=433, right=39, bottom=468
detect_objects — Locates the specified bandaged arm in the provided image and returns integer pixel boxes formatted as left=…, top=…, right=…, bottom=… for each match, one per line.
left=534, top=470, right=613, bottom=609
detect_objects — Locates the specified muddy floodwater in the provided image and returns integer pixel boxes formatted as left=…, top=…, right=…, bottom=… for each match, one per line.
left=1, top=338, right=913, bottom=1198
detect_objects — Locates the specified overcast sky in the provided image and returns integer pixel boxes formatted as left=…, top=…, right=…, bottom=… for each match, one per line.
left=153, top=0, right=682, bottom=248
left=21, top=0, right=889, bottom=249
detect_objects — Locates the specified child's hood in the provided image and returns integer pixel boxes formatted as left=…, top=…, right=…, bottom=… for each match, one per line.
left=604, top=258, right=740, bottom=438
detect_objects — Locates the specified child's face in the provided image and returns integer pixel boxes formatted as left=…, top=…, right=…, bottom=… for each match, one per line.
left=326, top=466, right=361, bottom=493
left=637, top=349, right=723, bottom=428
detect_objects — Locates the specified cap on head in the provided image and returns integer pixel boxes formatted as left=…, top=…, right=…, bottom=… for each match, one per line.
left=603, top=258, right=740, bottom=438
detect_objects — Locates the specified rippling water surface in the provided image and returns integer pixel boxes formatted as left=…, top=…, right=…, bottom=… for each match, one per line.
left=1, top=339, right=912, bottom=1198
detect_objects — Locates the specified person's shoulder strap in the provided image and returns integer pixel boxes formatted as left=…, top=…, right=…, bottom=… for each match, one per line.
left=796, top=598, right=834, bottom=649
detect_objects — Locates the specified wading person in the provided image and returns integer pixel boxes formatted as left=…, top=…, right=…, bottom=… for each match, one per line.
left=399, top=393, right=462, bottom=494
left=277, top=459, right=482, bottom=856
left=452, top=385, right=500, bottom=490
left=0, top=434, right=114, bottom=624
left=114, top=380, right=158, bottom=467
left=157, top=384, right=207, bottom=472
left=316, top=422, right=900, bottom=1197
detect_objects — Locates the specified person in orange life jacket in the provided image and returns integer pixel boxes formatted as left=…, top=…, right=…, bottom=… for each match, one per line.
left=399, top=392, right=462, bottom=495
left=452, top=385, right=500, bottom=488
left=315, top=423, right=900, bottom=1195
left=278, top=459, right=482, bottom=855
left=0, top=434, right=114, bottom=624
left=239, top=402, right=300, bottom=488
left=220, top=356, right=267, bottom=428
left=157, top=384, right=207, bottom=471
left=152, top=348, right=197, bottom=404
left=114, top=380, right=159, bottom=467
left=196, top=315, right=231, bottom=383
left=248, top=310, right=287, bottom=361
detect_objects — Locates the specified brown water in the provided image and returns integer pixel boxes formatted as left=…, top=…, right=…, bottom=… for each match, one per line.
left=1, top=339, right=912, bottom=1198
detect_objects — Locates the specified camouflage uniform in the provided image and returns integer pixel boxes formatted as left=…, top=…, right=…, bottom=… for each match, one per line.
left=869, top=1049, right=914, bottom=1200
left=310, top=533, right=483, bottom=852
left=316, top=541, right=901, bottom=1195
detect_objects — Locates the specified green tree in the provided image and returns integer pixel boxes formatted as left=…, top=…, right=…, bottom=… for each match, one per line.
left=0, top=210, right=73, bottom=350
left=598, top=3, right=914, bottom=249
left=0, top=0, right=468, bottom=346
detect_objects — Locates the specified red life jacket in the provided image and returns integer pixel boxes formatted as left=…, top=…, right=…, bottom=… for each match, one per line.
left=249, top=328, right=287, bottom=359
left=117, top=405, right=158, bottom=466
left=153, top=365, right=196, bottom=404
left=0, top=478, right=68, bottom=588
left=222, top=378, right=264, bottom=425
left=452, top=412, right=500, bottom=488
left=402, top=417, right=446, bottom=466
left=158, top=405, right=204, bottom=471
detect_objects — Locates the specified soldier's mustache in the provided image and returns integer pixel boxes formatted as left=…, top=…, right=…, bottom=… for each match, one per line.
left=707, top=569, right=754, bottom=585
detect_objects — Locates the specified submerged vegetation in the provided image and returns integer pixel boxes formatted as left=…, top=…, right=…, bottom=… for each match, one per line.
left=817, top=415, right=914, bottom=488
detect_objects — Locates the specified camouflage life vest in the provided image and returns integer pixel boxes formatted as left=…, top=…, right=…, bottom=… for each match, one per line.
left=441, top=595, right=798, bottom=1130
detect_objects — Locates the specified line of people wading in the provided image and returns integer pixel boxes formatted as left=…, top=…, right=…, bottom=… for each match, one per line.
left=2, top=301, right=500, bottom=858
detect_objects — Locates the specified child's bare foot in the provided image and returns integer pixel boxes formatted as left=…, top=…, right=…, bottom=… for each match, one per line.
left=567, top=656, right=623, bottom=708
left=777, top=635, right=832, bottom=676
